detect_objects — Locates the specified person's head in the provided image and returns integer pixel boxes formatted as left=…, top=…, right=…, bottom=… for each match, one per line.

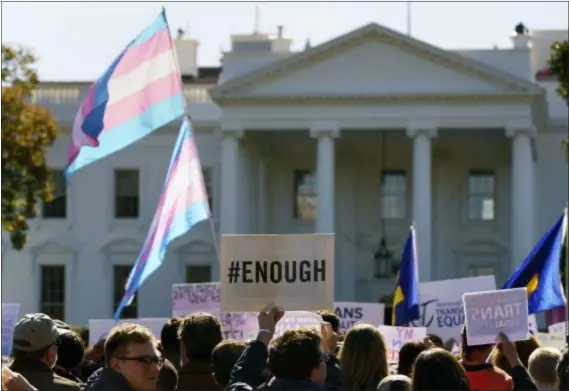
left=56, top=330, right=85, bottom=371
left=460, top=324, right=493, bottom=362
left=157, top=358, right=178, bottom=390
left=211, top=339, right=247, bottom=387
left=426, top=333, right=444, bottom=349
left=412, top=348, right=469, bottom=391
left=557, top=346, right=568, bottom=391
left=493, top=334, right=541, bottom=373
left=527, top=347, right=561, bottom=390
left=104, top=323, right=162, bottom=391
left=397, top=341, right=429, bottom=377
left=339, top=323, right=389, bottom=390
left=377, top=374, right=412, bottom=391
left=11, top=313, right=66, bottom=368
left=269, top=327, right=326, bottom=385
left=316, top=310, right=341, bottom=334
left=160, top=317, right=182, bottom=367
left=84, top=338, right=106, bottom=363
left=178, top=312, right=223, bottom=365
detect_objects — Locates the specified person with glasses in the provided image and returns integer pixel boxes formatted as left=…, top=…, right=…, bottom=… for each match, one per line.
left=82, top=323, right=163, bottom=391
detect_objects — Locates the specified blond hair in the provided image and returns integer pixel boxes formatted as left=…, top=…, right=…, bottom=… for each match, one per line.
left=528, top=347, right=561, bottom=387
left=104, top=323, right=157, bottom=366
left=339, top=323, right=389, bottom=390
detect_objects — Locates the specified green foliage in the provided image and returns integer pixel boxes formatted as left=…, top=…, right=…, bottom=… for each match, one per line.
left=548, top=40, right=569, bottom=101
left=1, top=44, right=60, bottom=250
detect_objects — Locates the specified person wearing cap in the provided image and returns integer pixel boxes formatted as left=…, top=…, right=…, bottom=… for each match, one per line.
left=9, top=313, right=81, bottom=391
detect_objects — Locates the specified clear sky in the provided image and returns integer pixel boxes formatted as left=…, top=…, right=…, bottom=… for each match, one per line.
left=2, top=1, right=568, bottom=81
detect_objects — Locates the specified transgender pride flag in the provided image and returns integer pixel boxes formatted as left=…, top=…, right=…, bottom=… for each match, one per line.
left=114, top=118, right=210, bottom=319
left=66, top=10, right=185, bottom=177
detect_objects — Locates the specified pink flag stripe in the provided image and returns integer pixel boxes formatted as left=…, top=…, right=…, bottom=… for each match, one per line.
left=100, top=72, right=182, bottom=132
left=112, top=29, right=173, bottom=78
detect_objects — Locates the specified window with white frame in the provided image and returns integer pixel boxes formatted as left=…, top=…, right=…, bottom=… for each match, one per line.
left=202, top=168, right=213, bottom=214
left=114, top=169, right=140, bottom=218
left=186, top=265, right=212, bottom=283
left=40, top=265, right=66, bottom=321
left=113, top=265, right=138, bottom=319
left=468, top=170, right=496, bottom=221
left=42, top=169, right=67, bottom=219
left=293, top=170, right=316, bottom=220
left=381, top=170, right=407, bottom=219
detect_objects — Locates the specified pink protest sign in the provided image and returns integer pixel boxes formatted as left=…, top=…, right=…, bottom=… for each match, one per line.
left=172, top=282, right=220, bottom=317
left=378, top=325, right=427, bottom=363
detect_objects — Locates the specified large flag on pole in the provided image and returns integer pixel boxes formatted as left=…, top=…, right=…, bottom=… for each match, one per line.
left=114, top=118, right=210, bottom=319
left=392, top=226, right=420, bottom=326
left=502, top=209, right=568, bottom=314
left=66, top=9, right=185, bottom=178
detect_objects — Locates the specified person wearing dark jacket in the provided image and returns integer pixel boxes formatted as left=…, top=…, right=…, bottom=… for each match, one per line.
left=495, top=332, right=538, bottom=391
left=177, top=312, right=224, bottom=390
left=227, top=306, right=343, bottom=391
left=81, top=323, right=163, bottom=391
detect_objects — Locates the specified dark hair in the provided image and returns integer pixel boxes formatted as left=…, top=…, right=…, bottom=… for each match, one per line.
left=398, top=341, right=428, bottom=377
left=426, top=333, right=444, bottom=349
left=160, top=317, right=182, bottom=365
left=104, top=323, right=156, bottom=366
left=11, top=345, right=52, bottom=362
left=157, top=358, right=178, bottom=390
left=178, top=313, right=223, bottom=363
left=211, top=339, right=247, bottom=387
left=460, top=324, right=492, bottom=360
left=557, top=345, right=568, bottom=390
left=56, top=331, right=85, bottom=370
left=316, top=310, right=341, bottom=333
left=269, top=327, right=322, bottom=379
left=412, top=348, right=469, bottom=390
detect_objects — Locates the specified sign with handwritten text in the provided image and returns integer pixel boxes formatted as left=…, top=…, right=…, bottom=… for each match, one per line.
left=463, top=288, right=528, bottom=346
left=88, top=318, right=168, bottom=347
left=548, top=322, right=565, bottom=335
left=2, top=303, right=20, bottom=356
left=535, top=332, right=565, bottom=350
left=378, top=325, right=427, bottom=363
left=334, top=302, right=385, bottom=333
left=172, top=282, right=220, bottom=317
left=274, top=311, right=323, bottom=337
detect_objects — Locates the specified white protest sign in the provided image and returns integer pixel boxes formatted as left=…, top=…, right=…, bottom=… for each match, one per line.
left=274, top=311, right=323, bottom=337
left=172, top=282, right=220, bottom=317
left=88, top=318, right=168, bottom=346
left=535, top=332, right=565, bottom=350
left=548, top=322, right=565, bottom=335
left=334, top=302, right=385, bottom=333
left=409, top=275, right=496, bottom=343
left=2, top=303, right=20, bottom=356
left=378, top=325, right=427, bottom=363
left=219, top=312, right=258, bottom=340
left=220, top=234, right=334, bottom=312
left=463, top=288, right=528, bottom=346
left=528, top=314, right=538, bottom=335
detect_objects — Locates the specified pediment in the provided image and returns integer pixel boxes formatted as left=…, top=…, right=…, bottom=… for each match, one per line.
left=100, top=237, right=143, bottom=253
left=29, top=236, right=81, bottom=254
left=211, top=23, right=540, bottom=101
left=174, top=239, right=214, bottom=254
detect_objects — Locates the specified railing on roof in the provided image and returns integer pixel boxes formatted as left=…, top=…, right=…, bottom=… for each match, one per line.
left=30, top=84, right=214, bottom=105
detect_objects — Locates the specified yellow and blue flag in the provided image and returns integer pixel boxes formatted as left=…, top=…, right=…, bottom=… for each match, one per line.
left=392, top=226, right=420, bottom=325
left=502, top=209, right=568, bottom=314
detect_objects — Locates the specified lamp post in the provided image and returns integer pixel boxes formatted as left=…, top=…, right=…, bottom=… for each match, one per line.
left=374, top=237, right=396, bottom=278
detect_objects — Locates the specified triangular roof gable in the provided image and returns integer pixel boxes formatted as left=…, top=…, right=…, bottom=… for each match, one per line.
left=210, top=23, right=541, bottom=98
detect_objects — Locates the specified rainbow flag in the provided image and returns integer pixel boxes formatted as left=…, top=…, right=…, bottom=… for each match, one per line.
left=66, top=10, right=185, bottom=177
left=114, top=118, right=210, bottom=319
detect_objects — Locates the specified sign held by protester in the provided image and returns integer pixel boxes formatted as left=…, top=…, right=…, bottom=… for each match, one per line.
left=274, top=311, right=324, bottom=337
left=172, top=282, right=220, bottom=317
left=88, top=318, right=169, bottom=346
left=334, top=302, right=385, bottom=333
left=548, top=321, right=565, bottom=335
left=1, top=303, right=20, bottom=356
left=535, top=332, right=565, bottom=350
left=220, top=234, right=334, bottom=312
left=463, top=288, right=529, bottom=346
left=378, top=325, right=427, bottom=363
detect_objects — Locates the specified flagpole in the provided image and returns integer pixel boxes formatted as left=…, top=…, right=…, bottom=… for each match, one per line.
left=406, top=1, right=412, bottom=36
left=565, top=204, right=568, bottom=345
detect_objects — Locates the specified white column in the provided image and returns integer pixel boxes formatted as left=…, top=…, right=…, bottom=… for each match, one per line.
left=257, top=157, right=268, bottom=233
left=406, top=127, right=437, bottom=282
left=220, top=127, right=244, bottom=234
left=506, top=126, right=535, bottom=270
left=310, top=125, right=340, bottom=233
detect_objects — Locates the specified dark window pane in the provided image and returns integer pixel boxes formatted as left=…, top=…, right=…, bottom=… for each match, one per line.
left=186, top=266, right=212, bottom=283
left=468, top=170, right=496, bottom=221
left=113, top=265, right=138, bottom=319
left=114, top=170, right=140, bottom=218
left=42, top=170, right=67, bottom=218
left=40, top=265, right=66, bottom=321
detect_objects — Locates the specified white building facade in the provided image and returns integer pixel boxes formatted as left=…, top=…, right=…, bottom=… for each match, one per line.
left=2, top=23, right=568, bottom=325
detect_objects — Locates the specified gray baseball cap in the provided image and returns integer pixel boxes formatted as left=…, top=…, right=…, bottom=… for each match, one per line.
left=12, top=313, right=70, bottom=352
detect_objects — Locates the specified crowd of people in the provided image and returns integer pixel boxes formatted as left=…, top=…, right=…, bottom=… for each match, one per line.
left=1, top=307, right=568, bottom=391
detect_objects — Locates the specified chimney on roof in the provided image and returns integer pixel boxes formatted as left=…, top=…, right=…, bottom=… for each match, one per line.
left=510, top=22, right=531, bottom=49
left=177, top=28, right=185, bottom=39
left=277, top=25, right=283, bottom=38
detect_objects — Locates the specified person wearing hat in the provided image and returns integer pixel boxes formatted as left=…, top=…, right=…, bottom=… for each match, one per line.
left=9, top=313, right=81, bottom=391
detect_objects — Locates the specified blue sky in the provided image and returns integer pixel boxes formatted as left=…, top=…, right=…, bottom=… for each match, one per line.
left=2, top=1, right=568, bottom=81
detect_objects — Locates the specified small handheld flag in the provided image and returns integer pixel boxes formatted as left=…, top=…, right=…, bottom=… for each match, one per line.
left=114, top=118, right=210, bottom=319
